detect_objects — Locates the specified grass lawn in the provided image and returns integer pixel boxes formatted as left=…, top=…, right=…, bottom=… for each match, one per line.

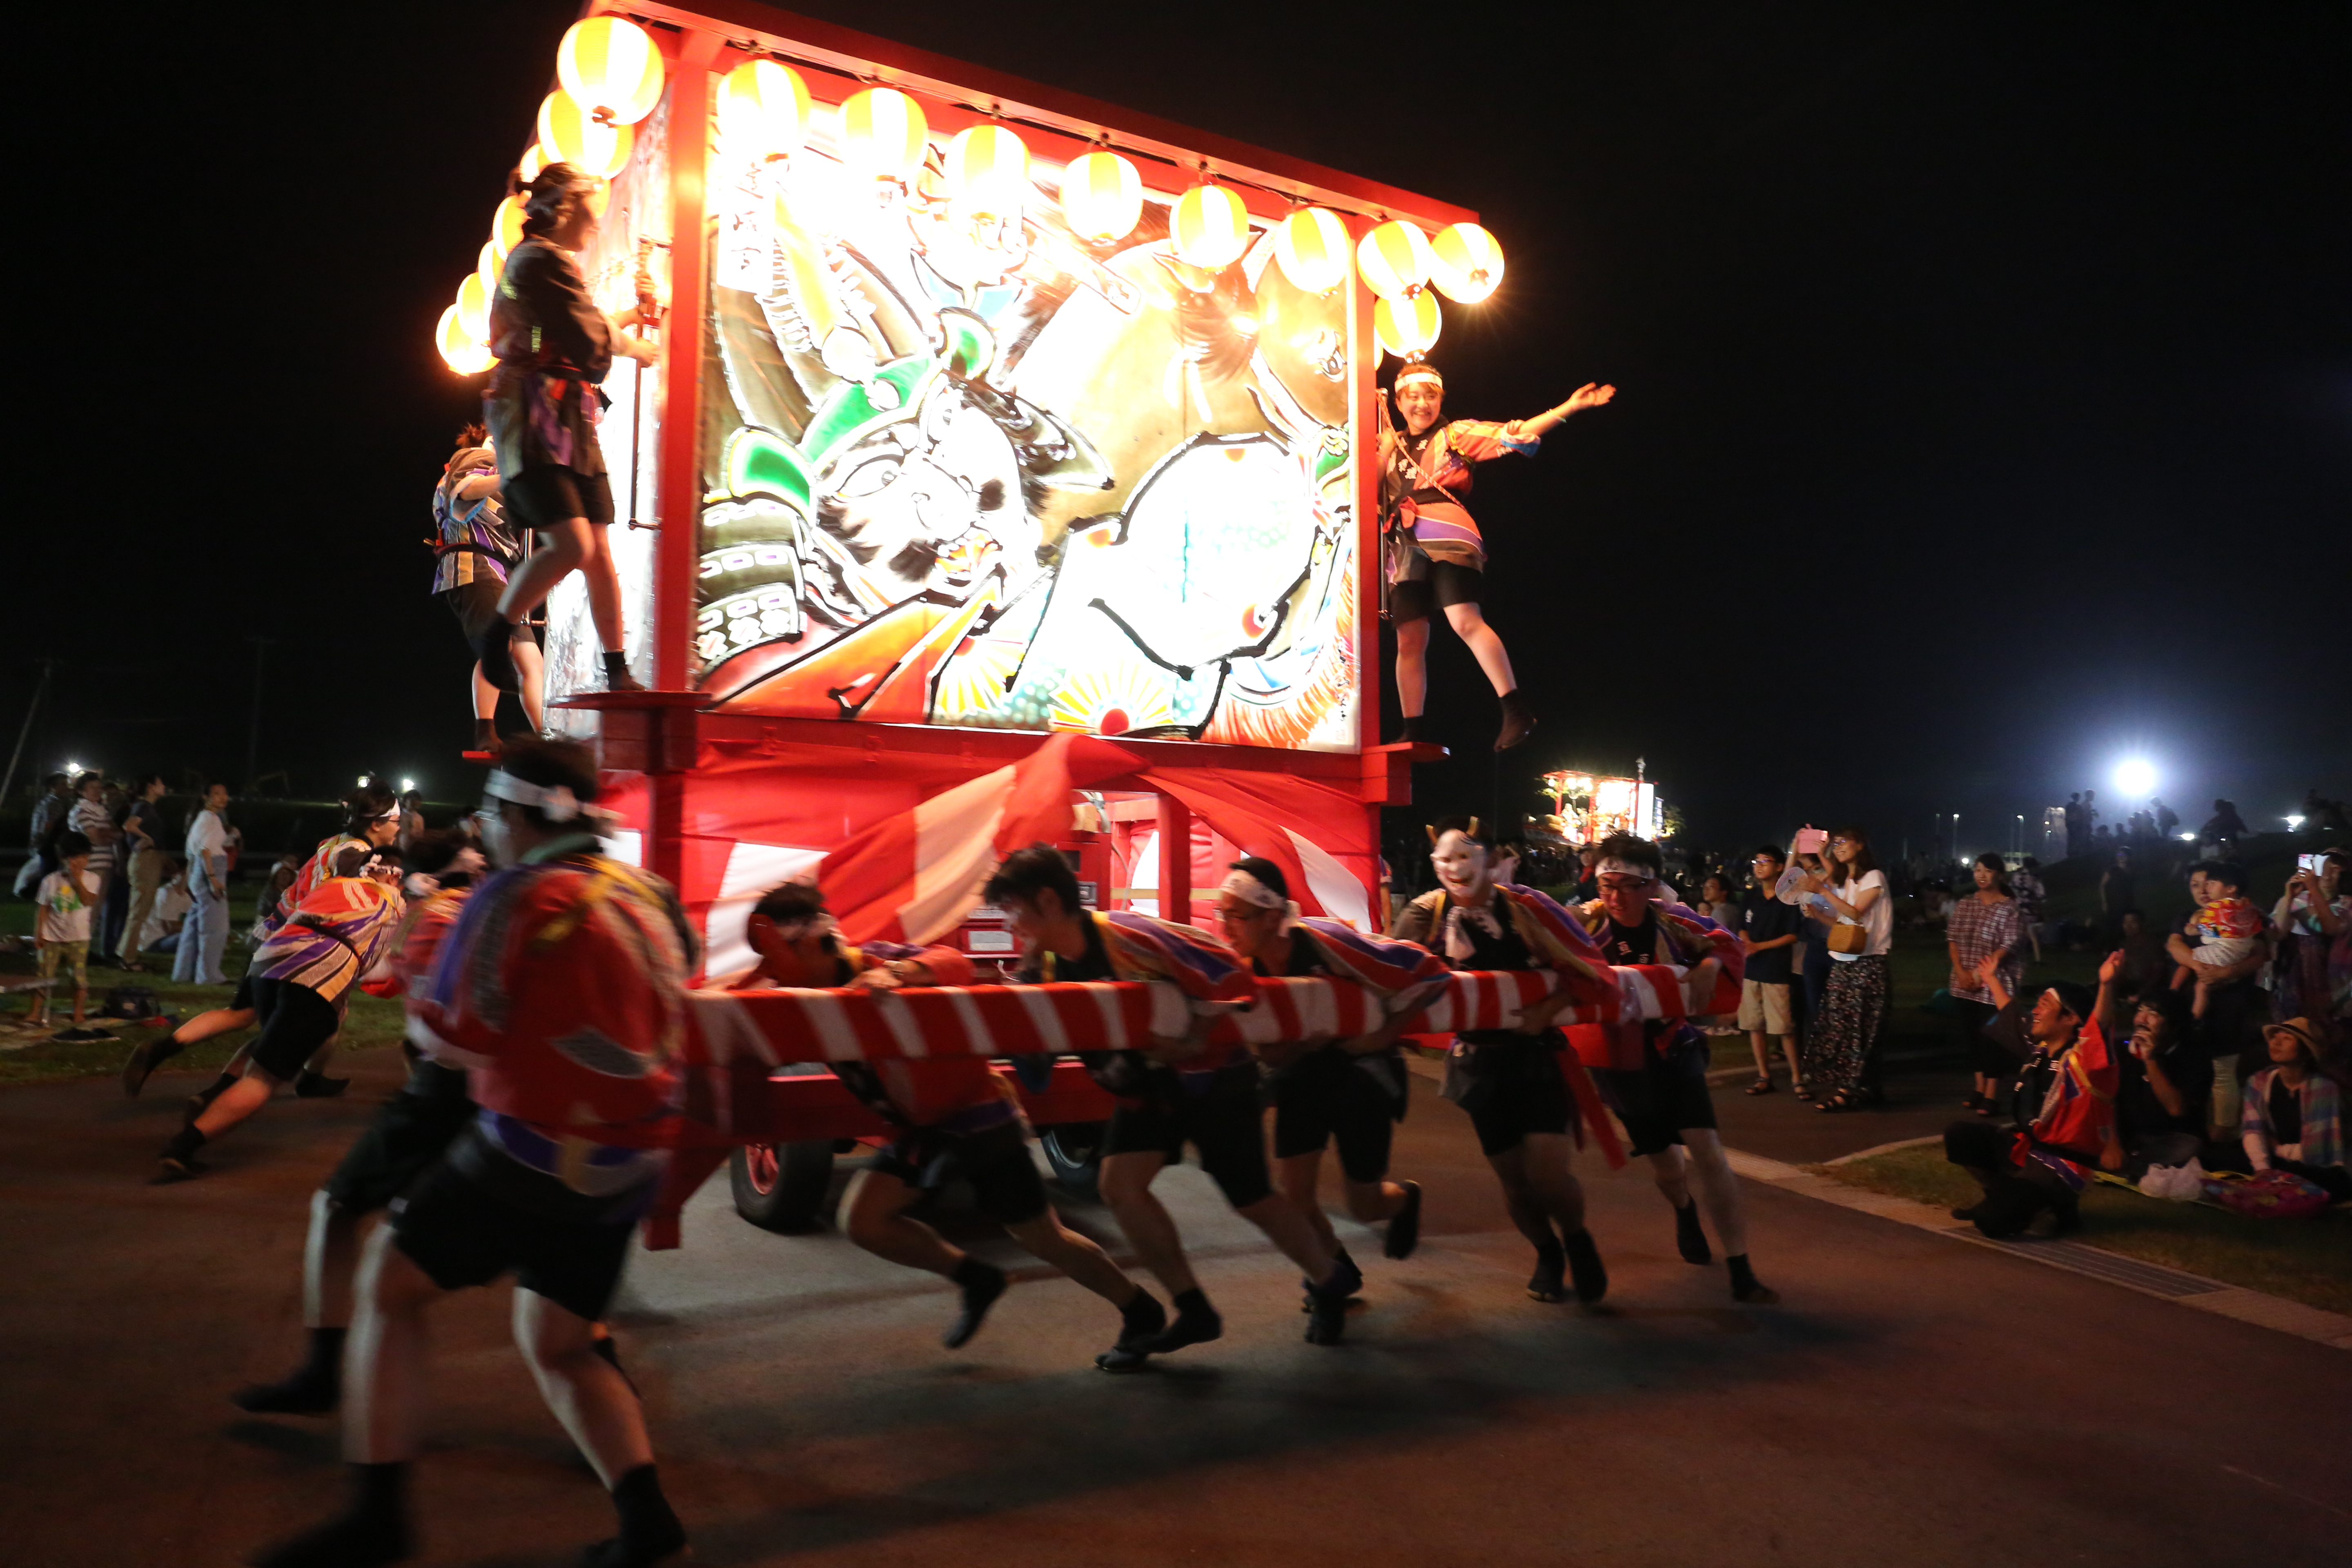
left=0, top=884, right=406, bottom=1086
left=1816, top=1143, right=2352, bottom=1315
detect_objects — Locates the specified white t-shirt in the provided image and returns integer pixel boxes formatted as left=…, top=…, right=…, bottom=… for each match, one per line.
left=1828, top=868, right=1893, bottom=960
left=36, top=870, right=94, bottom=944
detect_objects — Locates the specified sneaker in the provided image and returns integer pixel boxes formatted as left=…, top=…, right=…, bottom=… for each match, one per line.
left=943, top=1261, right=1007, bottom=1350
left=1383, top=1180, right=1423, bottom=1261
left=1303, top=1254, right=1363, bottom=1346
left=294, top=1071, right=351, bottom=1099
left=1494, top=690, right=1537, bottom=752
left=1564, top=1229, right=1609, bottom=1305
left=1674, top=1200, right=1712, bottom=1265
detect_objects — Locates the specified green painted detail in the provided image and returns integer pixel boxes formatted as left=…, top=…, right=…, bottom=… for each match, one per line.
left=936, top=309, right=994, bottom=380
left=800, top=357, right=937, bottom=471
left=719, top=426, right=815, bottom=510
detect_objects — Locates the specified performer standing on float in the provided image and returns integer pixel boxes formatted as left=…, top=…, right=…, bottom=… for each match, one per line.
left=1395, top=817, right=1615, bottom=1305
left=1379, top=366, right=1615, bottom=750
left=475, top=163, right=659, bottom=697
left=257, top=740, right=693, bottom=1568
left=733, top=882, right=1170, bottom=1357
left=433, top=425, right=544, bottom=751
left=1213, top=858, right=1445, bottom=1281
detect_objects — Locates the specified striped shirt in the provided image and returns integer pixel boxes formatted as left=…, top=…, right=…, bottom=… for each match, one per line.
left=251, top=876, right=404, bottom=1005
left=432, top=445, right=522, bottom=592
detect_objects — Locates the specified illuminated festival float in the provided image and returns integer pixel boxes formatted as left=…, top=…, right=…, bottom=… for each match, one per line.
left=432, top=7, right=1731, bottom=1237
left=1537, top=769, right=1665, bottom=846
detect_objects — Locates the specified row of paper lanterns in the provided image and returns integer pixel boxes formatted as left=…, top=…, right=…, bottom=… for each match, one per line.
left=443, top=16, right=1492, bottom=370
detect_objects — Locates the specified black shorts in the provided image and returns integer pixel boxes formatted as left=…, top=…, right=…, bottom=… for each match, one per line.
left=1388, top=558, right=1484, bottom=624
left=868, top=1120, right=1049, bottom=1227
left=323, top=1061, right=474, bottom=1214
left=231, top=972, right=255, bottom=1012
left=390, top=1128, right=646, bottom=1323
left=247, top=977, right=341, bottom=1081
left=1597, top=1039, right=1719, bottom=1158
left=1459, top=1038, right=1574, bottom=1156
left=439, top=579, right=539, bottom=649
left=1954, top=998, right=2012, bottom=1076
left=1101, top=1060, right=1272, bottom=1209
left=504, top=463, right=616, bottom=530
left=1271, top=1049, right=1401, bottom=1183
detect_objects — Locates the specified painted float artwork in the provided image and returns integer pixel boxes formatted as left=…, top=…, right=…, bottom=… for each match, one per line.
left=691, top=111, right=1362, bottom=752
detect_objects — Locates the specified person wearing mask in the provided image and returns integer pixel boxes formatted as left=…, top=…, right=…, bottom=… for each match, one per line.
left=1942, top=953, right=2120, bottom=1237
left=1947, top=853, right=2025, bottom=1117
left=114, top=775, right=172, bottom=972
left=2240, top=1018, right=2349, bottom=1200
left=1797, top=827, right=1893, bottom=1112
left=474, top=163, right=660, bottom=698
left=174, top=783, right=237, bottom=986
left=1737, top=845, right=1805, bottom=1095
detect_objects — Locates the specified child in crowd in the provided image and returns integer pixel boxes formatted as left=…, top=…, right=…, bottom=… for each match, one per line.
left=2172, top=879, right=2265, bottom=993
left=30, top=833, right=97, bottom=1031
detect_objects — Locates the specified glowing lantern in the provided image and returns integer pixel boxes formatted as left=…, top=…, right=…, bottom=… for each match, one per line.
left=1060, top=149, right=1141, bottom=243
left=1171, top=183, right=1251, bottom=270
left=555, top=16, right=664, bottom=127
left=518, top=143, right=547, bottom=185
left=455, top=273, right=491, bottom=343
left=537, top=91, right=633, bottom=180
left=490, top=197, right=526, bottom=258
left=1356, top=219, right=1434, bottom=299
left=476, top=241, right=503, bottom=298
left=947, top=124, right=1030, bottom=223
left=717, top=58, right=809, bottom=161
left=1273, top=206, right=1351, bottom=294
left=1429, top=221, right=1504, bottom=303
left=838, top=86, right=928, bottom=187
left=1374, top=291, right=1442, bottom=360
left=436, top=305, right=494, bottom=374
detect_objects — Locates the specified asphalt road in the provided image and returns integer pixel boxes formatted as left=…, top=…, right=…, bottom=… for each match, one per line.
left=3, top=1048, right=2346, bottom=1568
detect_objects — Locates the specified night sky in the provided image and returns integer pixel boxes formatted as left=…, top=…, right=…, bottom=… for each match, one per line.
left=16, top=1, right=2348, bottom=860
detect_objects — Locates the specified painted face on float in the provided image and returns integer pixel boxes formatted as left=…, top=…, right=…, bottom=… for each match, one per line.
left=1430, top=827, right=1492, bottom=903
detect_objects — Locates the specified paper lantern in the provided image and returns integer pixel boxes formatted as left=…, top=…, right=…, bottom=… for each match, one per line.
left=1171, top=183, right=1251, bottom=270
left=1429, top=222, right=1504, bottom=303
left=717, top=58, right=809, bottom=161
left=947, top=124, right=1029, bottom=223
left=1374, top=291, right=1441, bottom=359
left=1356, top=219, right=1434, bottom=300
left=556, top=16, right=664, bottom=127
left=436, top=305, right=494, bottom=374
left=537, top=91, right=633, bottom=180
left=490, top=196, right=526, bottom=258
left=1060, top=150, right=1141, bottom=244
left=838, top=86, right=928, bottom=186
left=1273, top=207, right=1351, bottom=294
left=476, top=241, right=503, bottom=298
left=517, top=143, right=547, bottom=185
left=455, top=273, right=490, bottom=343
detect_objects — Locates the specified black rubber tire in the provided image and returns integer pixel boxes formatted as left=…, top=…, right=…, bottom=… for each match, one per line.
left=729, top=1140, right=836, bottom=1232
left=1039, top=1122, right=1106, bottom=1200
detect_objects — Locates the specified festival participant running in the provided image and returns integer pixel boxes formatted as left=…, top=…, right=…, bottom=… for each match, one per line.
left=1377, top=363, right=1615, bottom=751
left=1394, top=817, right=1613, bottom=1306
left=256, top=740, right=694, bottom=1568
left=984, top=845, right=1363, bottom=1366
left=433, top=424, right=543, bottom=753
left=1213, top=858, right=1445, bottom=1278
left=1575, top=835, right=1777, bottom=1305
left=153, top=842, right=405, bottom=1184
left=733, top=882, right=1168, bottom=1354
left=475, top=162, right=659, bottom=698
left=232, top=831, right=487, bottom=1415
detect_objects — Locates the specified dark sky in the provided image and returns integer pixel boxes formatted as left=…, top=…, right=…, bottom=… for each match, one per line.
left=16, top=1, right=2349, bottom=858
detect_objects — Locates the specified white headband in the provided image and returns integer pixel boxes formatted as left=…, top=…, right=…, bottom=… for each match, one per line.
left=1595, top=857, right=1656, bottom=883
left=485, top=769, right=613, bottom=826
left=1396, top=366, right=1443, bottom=389
left=1218, top=869, right=1301, bottom=928
left=766, top=911, right=838, bottom=944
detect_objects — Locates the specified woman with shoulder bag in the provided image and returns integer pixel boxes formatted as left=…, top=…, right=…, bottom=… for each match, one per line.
left=1799, top=826, right=1893, bottom=1111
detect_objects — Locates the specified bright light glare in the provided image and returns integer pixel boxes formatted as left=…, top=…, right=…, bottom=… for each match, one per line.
left=2112, top=759, right=2157, bottom=795
left=65, top=761, right=81, bottom=775
left=356, top=775, right=368, bottom=788
left=401, top=777, right=417, bottom=793
left=2287, top=815, right=2305, bottom=829
left=2178, top=831, right=2196, bottom=842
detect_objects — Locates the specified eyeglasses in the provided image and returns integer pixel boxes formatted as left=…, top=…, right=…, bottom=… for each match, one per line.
left=1831, top=837, right=1855, bottom=846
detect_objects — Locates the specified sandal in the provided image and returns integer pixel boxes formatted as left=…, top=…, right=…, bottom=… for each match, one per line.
left=1815, top=1091, right=1860, bottom=1113
left=1744, top=1077, right=1776, bottom=1096
left=1793, top=1080, right=1815, bottom=1100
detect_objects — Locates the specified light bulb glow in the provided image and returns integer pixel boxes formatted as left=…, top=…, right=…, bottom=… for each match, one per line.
left=946, top=124, right=1030, bottom=223
left=717, top=58, right=809, bottom=161
left=491, top=197, right=526, bottom=259
left=1356, top=219, right=1434, bottom=300
left=556, top=16, right=665, bottom=127
left=455, top=273, right=490, bottom=344
left=838, top=87, right=928, bottom=186
left=537, top=91, right=634, bottom=180
left=2112, top=759, right=2157, bottom=796
left=1428, top=221, right=1504, bottom=303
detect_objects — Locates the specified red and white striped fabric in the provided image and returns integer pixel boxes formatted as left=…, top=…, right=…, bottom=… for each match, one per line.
left=819, top=733, right=1140, bottom=945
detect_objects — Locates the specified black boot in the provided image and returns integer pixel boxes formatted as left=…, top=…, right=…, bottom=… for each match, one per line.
left=1527, top=1242, right=1567, bottom=1303
left=1673, top=1199, right=1712, bottom=1265
left=1394, top=715, right=1423, bottom=745
left=235, top=1326, right=346, bottom=1415
left=943, top=1257, right=1007, bottom=1350
left=1095, top=1288, right=1168, bottom=1373
left=470, top=717, right=501, bottom=757
left=154, top=1125, right=209, bottom=1185
left=1304, top=1253, right=1363, bottom=1346
left=122, top=1033, right=184, bottom=1097
left=1563, top=1228, right=1609, bottom=1305
left=1728, top=1253, right=1779, bottom=1304
left=603, top=651, right=647, bottom=694
left=1494, top=689, right=1537, bottom=751
left=1140, top=1287, right=1222, bottom=1355
left=580, top=1463, right=687, bottom=1568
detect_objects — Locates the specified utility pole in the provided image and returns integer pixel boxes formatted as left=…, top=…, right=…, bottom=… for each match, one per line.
left=2, top=657, right=55, bottom=809
left=245, top=637, right=272, bottom=794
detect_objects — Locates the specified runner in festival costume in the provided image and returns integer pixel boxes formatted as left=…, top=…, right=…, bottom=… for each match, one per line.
left=432, top=425, right=543, bottom=753
left=1378, top=365, right=1616, bottom=750
left=984, top=845, right=1364, bottom=1367
left=474, top=162, right=660, bottom=697
left=1572, top=834, right=1778, bottom=1305
left=255, top=740, right=693, bottom=1568
left=232, top=831, right=487, bottom=1415
left=1395, top=817, right=1615, bottom=1305
left=125, top=783, right=403, bottom=1111
left=733, top=882, right=1168, bottom=1353
left=1213, top=858, right=1447, bottom=1287
left=152, top=840, right=405, bottom=1184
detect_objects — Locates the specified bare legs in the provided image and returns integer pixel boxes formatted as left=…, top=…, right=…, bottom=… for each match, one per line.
left=1394, top=616, right=1431, bottom=719
left=1098, top=1151, right=1341, bottom=1293
left=1644, top=1131, right=1749, bottom=1258
left=1750, top=1027, right=1803, bottom=1085
left=1484, top=1132, right=1588, bottom=1247
left=840, top=1168, right=1141, bottom=1309
left=1274, top=1149, right=1407, bottom=1257
left=1443, top=601, right=1517, bottom=697
left=497, top=518, right=624, bottom=656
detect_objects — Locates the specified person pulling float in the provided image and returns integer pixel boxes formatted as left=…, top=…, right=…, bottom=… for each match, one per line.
left=1378, top=363, right=1615, bottom=751
left=475, top=162, right=659, bottom=697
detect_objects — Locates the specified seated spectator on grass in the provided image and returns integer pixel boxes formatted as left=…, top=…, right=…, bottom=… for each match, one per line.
left=1942, top=951, right=2120, bottom=1238
left=139, top=861, right=193, bottom=955
left=2269, top=850, right=2348, bottom=1032
left=2240, top=1018, right=2350, bottom=1201
left=1948, top=854, right=2025, bottom=1118
left=2109, top=985, right=2218, bottom=1175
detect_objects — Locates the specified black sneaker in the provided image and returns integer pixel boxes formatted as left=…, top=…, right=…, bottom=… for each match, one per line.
left=1564, top=1229, right=1609, bottom=1305
left=1141, top=1302, right=1223, bottom=1356
left=294, top=1071, right=351, bottom=1099
left=1303, top=1254, right=1363, bottom=1346
left=122, top=1035, right=184, bottom=1097
left=943, top=1261, right=1007, bottom=1350
left=152, top=1154, right=207, bottom=1185
left=1674, top=1200, right=1712, bottom=1265
left=1383, top=1180, right=1423, bottom=1261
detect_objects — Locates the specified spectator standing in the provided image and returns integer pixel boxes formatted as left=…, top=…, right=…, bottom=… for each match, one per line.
left=67, top=777, right=120, bottom=948
left=1947, top=853, right=2026, bottom=1117
left=1799, top=826, right=1893, bottom=1112
left=99, top=780, right=134, bottom=962
left=28, top=832, right=98, bottom=1033
left=1737, top=845, right=1804, bottom=1094
left=2010, top=858, right=2047, bottom=962
left=2098, top=848, right=2137, bottom=943
left=2061, top=794, right=2086, bottom=859
left=2269, top=851, right=2348, bottom=1031
left=2199, top=798, right=2249, bottom=854
left=2240, top=1018, right=2349, bottom=1200
left=396, top=791, right=428, bottom=855
left=16, top=772, right=74, bottom=897
left=175, top=783, right=236, bottom=986
left=1788, top=846, right=1836, bottom=1066
left=2151, top=797, right=2179, bottom=840
left=115, top=775, right=172, bottom=971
